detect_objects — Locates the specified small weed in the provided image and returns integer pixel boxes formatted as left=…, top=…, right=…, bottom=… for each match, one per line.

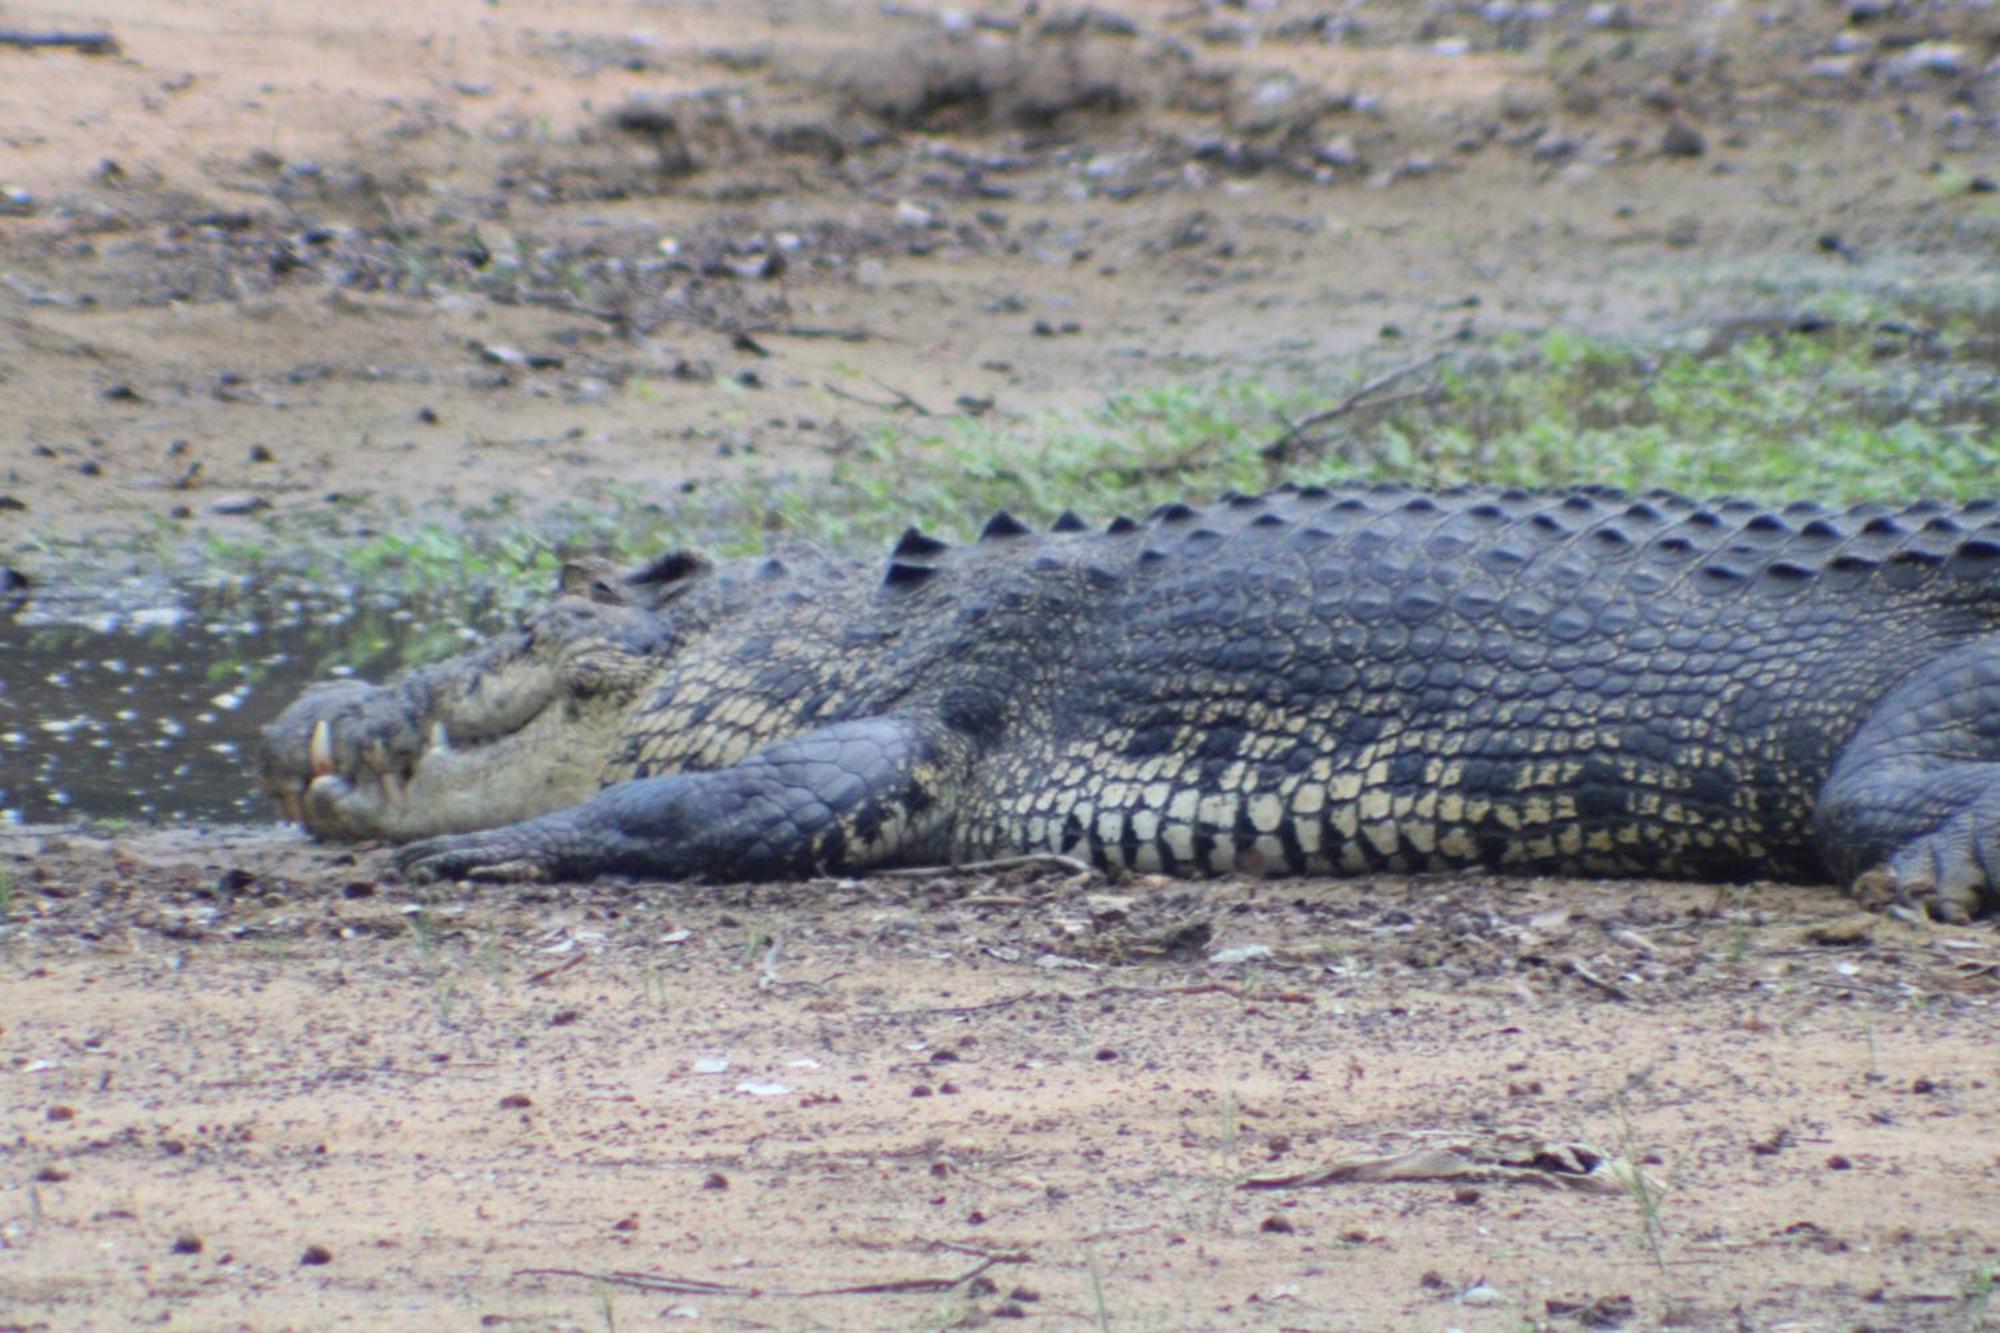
left=1613, top=1094, right=1669, bottom=1273
left=1715, top=886, right=1755, bottom=965
left=1086, top=1250, right=1112, bottom=1332
left=407, top=908, right=462, bottom=1023
left=476, top=931, right=507, bottom=982
left=0, top=868, right=13, bottom=922
left=1205, top=1091, right=1240, bottom=1232
left=1965, top=1265, right=1995, bottom=1331
left=409, top=908, right=437, bottom=961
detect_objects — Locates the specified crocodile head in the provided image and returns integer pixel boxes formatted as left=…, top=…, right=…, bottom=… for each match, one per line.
left=258, top=552, right=710, bottom=842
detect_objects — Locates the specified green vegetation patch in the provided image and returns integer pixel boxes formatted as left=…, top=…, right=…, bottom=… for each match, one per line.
left=744, top=298, right=1997, bottom=548
left=202, top=293, right=2000, bottom=643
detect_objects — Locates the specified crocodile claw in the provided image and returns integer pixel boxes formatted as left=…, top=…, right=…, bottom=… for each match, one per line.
left=396, top=832, right=551, bottom=884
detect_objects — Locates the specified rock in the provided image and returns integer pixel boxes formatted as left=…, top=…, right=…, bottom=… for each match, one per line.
left=1659, top=120, right=1705, bottom=158
left=1890, top=43, right=1965, bottom=78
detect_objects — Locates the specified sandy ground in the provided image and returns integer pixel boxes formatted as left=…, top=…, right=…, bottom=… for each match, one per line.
left=3, top=0, right=2000, bottom=1328
left=4, top=828, right=1998, bottom=1330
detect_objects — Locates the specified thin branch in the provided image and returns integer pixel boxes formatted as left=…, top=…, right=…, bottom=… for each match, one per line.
left=911, top=979, right=1314, bottom=1019
left=800, top=1252, right=1028, bottom=1296
left=743, top=323, right=875, bottom=342
left=1562, top=957, right=1631, bottom=1002
left=1260, top=352, right=1444, bottom=464
left=820, top=380, right=933, bottom=415
left=514, top=1267, right=754, bottom=1296
left=514, top=1252, right=1028, bottom=1299
left=526, top=952, right=588, bottom=985
left=0, top=29, right=119, bottom=55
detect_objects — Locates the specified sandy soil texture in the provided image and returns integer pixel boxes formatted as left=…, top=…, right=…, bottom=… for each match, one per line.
left=3, top=0, right=1999, bottom=1328
left=4, top=829, right=1998, bottom=1329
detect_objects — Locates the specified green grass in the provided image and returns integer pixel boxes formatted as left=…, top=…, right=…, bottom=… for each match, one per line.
left=1613, top=1094, right=1670, bottom=1273
left=179, top=292, right=1999, bottom=646
left=1967, top=1265, right=1995, bottom=1331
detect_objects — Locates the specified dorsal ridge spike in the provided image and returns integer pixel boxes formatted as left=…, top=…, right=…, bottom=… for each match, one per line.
left=882, top=561, right=940, bottom=589
left=980, top=511, right=1033, bottom=541
left=892, top=526, right=951, bottom=560
left=626, top=549, right=711, bottom=587
left=1051, top=510, right=1089, bottom=533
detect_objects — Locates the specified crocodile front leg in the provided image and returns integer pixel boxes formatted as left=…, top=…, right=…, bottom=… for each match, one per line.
left=394, top=714, right=976, bottom=883
left=1815, top=637, right=2000, bottom=922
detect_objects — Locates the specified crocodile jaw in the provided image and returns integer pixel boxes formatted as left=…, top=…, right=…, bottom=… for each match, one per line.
left=287, top=700, right=621, bottom=841
left=258, top=604, right=666, bottom=842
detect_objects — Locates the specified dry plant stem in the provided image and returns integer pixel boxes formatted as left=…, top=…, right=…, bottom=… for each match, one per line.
left=526, top=953, right=588, bottom=984
left=914, top=980, right=1314, bottom=1019
left=1564, top=956, right=1633, bottom=1001
left=513, top=1252, right=1028, bottom=1299
left=1259, top=352, right=1446, bottom=464
left=0, top=29, right=118, bottom=53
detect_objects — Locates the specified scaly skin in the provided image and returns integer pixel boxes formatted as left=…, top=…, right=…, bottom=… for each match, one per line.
left=257, top=484, right=2000, bottom=919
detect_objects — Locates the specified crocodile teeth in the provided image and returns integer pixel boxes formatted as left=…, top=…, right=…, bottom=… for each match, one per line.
left=309, top=719, right=334, bottom=777
left=380, top=768, right=404, bottom=804
left=429, top=722, right=449, bottom=754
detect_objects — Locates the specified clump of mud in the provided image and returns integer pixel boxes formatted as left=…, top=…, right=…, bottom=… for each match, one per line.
left=811, top=14, right=1180, bottom=132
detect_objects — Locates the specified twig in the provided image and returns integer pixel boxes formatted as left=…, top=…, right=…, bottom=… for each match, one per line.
left=912, top=979, right=1313, bottom=1019
left=744, top=323, right=874, bottom=342
left=514, top=1252, right=1028, bottom=1299
left=0, top=29, right=119, bottom=55
left=519, top=291, right=625, bottom=326
left=873, top=379, right=933, bottom=415
left=1562, top=957, right=1631, bottom=1002
left=801, top=1252, right=1028, bottom=1296
left=1086, top=981, right=1313, bottom=1006
left=514, top=1267, right=754, bottom=1296
left=1259, top=353, right=1444, bottom=464
left=1804, top=976, right=1905, bottom=998
left=820, top=380, right=933, bottom=415
left=526, top=952, right=588, bottom=985
left=875, top=853, right=1093, bottom=880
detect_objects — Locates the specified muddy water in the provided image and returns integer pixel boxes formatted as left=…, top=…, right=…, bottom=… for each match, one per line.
left=1, top=592, right=491, bottom=826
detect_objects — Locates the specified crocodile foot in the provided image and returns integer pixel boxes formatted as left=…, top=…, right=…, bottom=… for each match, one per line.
left=1846, top=806, right=1999, bottom=924
left=396, top=830, right=555, bottom=883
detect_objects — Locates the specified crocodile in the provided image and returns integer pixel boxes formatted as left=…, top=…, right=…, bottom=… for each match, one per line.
left=257, top=483, right=2000, bottom=920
